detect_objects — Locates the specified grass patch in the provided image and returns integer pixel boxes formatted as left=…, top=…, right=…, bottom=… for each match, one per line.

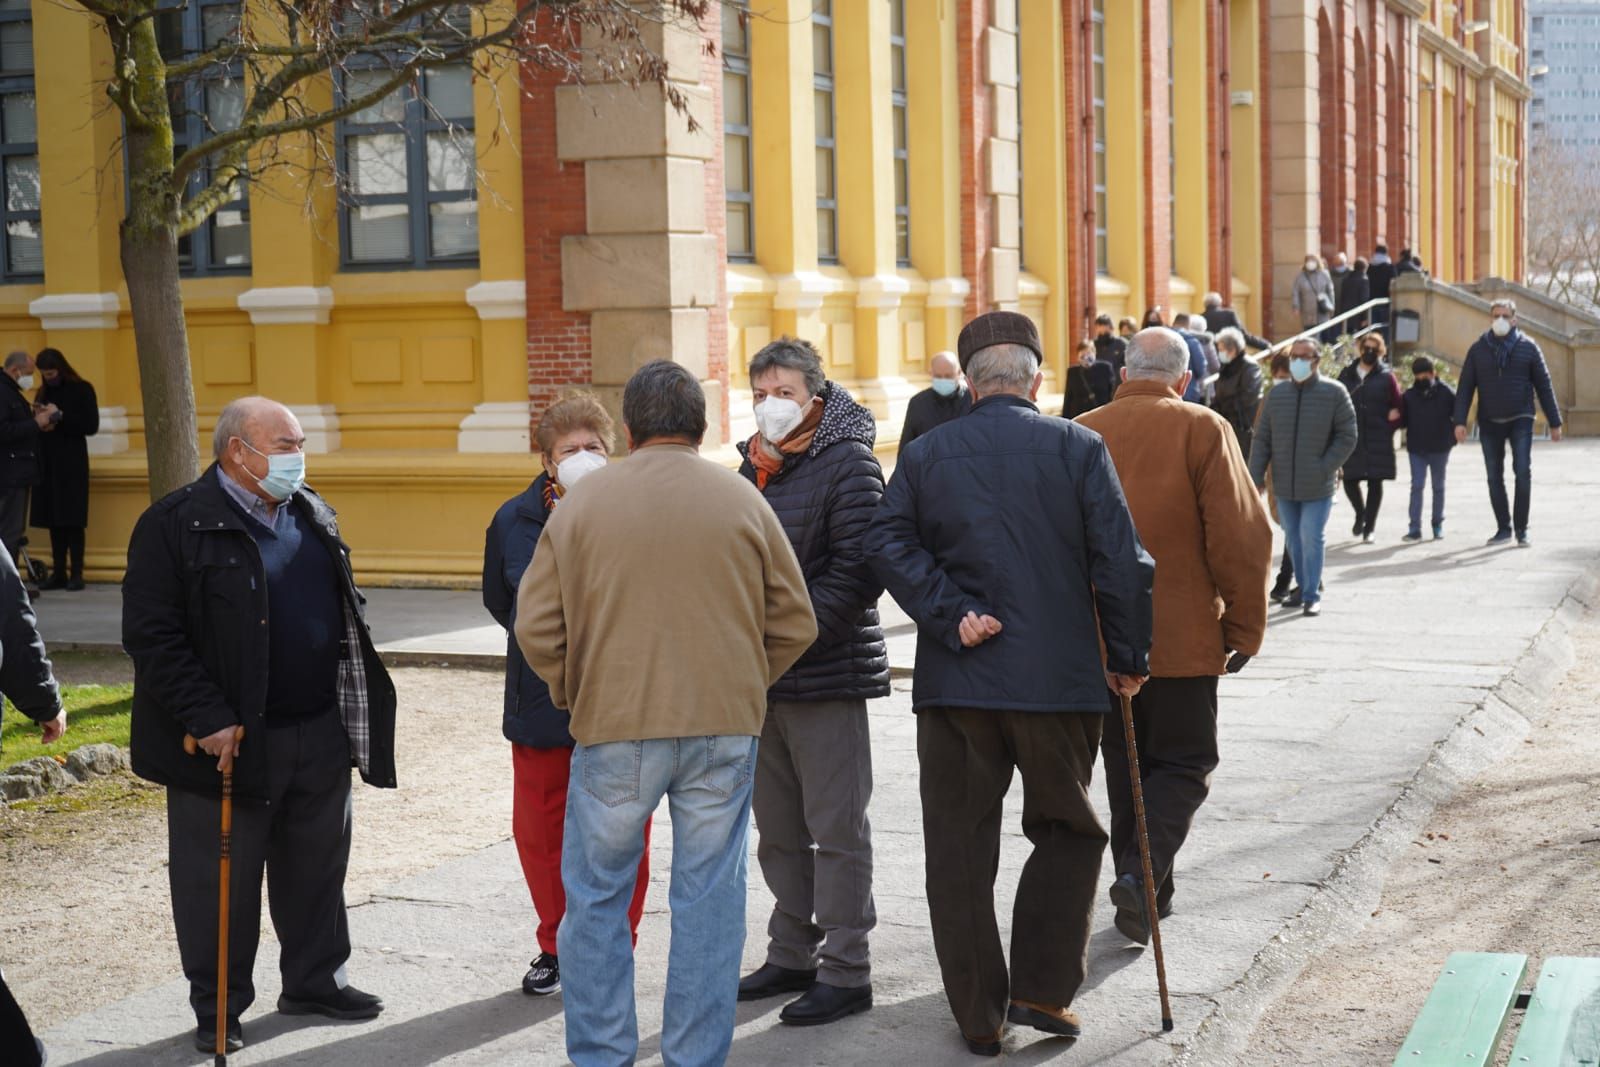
left=1, top=683, right=134, bottom=768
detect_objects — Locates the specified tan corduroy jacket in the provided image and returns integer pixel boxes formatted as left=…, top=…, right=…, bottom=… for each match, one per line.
left=514, top=443, right=818, bottom=746
left=1078, top=379, right=1273, bottom=677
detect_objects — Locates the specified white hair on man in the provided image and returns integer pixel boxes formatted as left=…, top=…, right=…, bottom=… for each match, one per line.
left=965, top=342, right=1039, bottom=396
left=212, top=396, right=292, bottom=458
left=1125, top=327, right=1192, bottom=384
left=1202, top=291, right=1223, bottom=310
left=1490, top=298, right=1517, bottom=316
left=1214, top=326, right=1246, bottom=355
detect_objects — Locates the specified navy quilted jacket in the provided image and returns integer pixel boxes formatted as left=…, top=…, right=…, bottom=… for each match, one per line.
left=1454, top=327, right=1563, bottom=429
left=738, top=382, right=890, bottom=703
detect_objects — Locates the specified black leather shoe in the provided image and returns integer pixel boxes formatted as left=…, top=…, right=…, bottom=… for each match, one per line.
left=779, top=981, right=872, bottom=1026
left=1007, top=1000, right=1083, bottom=1038
left=42, top=573, right=68, bottom=590
left=963, top=1029, right=1003, bottom=1056
left=194, top=1018, right=243, bottom=1053
left=738, top=962, right=817, bottom=1002
left=1281, top=589, right=1304, bottom=609
left=65, top=577, right=85, bottom=591
left=278, top=984, right=384, bottom=1020
left=1109, top=873, right=1150, bottom=945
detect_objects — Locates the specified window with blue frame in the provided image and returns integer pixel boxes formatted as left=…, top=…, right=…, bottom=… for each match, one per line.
left=156, top=0, right=251, bottom=274
left=0, top=0, right=39, bottom=279
left=337, top=64, right=478, bottom=269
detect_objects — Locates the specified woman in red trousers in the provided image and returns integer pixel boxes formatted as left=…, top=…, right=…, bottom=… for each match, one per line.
left=482, top=393, right=651, bottom=996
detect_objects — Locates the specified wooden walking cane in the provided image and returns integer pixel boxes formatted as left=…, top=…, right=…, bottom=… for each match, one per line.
left=185, top=726, right=245, bottom=1067
left=1119, top=693, right=1174, bottom=1032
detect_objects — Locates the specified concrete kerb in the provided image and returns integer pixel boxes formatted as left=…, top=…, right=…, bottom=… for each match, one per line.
left=1175, top=565, right=1598, bottom=1066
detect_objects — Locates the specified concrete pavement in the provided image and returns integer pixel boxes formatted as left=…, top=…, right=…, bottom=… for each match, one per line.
left=37, top=440, right=1600, bottom=1065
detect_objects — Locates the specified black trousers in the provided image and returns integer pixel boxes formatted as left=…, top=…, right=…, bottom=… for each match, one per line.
left=1343, top=478, right=1385, bottom=534
left=49, top=526, right=84, bottom=580
left=0, top=488, right=26, bottom=558
left=917, top=708, right=1106, bottom=1039
left=1101, top=677, right=1219, bottom=911
left=167, top=710, right=353, bottom=1026
left=0, top=969, right=41, bottom=1067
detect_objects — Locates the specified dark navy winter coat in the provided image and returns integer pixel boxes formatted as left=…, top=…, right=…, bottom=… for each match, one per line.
left=1401, top=380, right=1458, bottom=454
left=867, top=395, right=1153, bottom=714
left=1453, top=327, right=1563, bottom=429
left=483, top=474, right=571, bottom=749
left=738, top=382, right=890, bottom=704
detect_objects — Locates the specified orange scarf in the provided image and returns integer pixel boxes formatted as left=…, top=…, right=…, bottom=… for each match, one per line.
left=748, top=398, right=825, bottom=490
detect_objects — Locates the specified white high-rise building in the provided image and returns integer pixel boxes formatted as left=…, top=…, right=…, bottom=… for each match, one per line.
left=1530, top=1, right=1600, bottom=150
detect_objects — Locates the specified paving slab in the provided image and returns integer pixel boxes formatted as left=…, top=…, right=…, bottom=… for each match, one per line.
left=35, top=440, right=1600, bottom=1064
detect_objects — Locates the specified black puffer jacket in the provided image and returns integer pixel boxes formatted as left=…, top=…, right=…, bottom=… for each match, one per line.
left=1337, top=361, right=1402, bottom=481
left=738, top=382, right=889, bottom=703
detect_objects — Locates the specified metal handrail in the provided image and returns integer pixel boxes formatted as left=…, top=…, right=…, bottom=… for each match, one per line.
left=1256, top=297, right=1391, bottom=359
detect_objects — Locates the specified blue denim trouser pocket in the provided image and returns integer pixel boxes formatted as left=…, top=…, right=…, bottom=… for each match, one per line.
left=701, top=735, right=756, bottom=800
left=580, top=741, right=643, bottom=808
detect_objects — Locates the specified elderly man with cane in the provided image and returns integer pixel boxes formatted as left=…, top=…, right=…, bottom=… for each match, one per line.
left=123, top=397, right=396, bottom=1056
left=868, top=311, right=1154, bottom=1057
left=1078, top=328, right=1272, bottom=944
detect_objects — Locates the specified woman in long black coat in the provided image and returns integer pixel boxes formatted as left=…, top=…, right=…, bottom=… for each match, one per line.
left=1336, top=334, right=1401, bottom=542
left=1209, top=327, right=1263, bottom=457
left=30, top=349, right=98, bottom=589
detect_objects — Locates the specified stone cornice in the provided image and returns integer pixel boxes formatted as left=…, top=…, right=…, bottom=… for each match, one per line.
left=1386, top=0, right=1428, bottom=18
left=1489, top=66, right=1534, bottom=101
left=1418, top=24, right=1490, bottom=80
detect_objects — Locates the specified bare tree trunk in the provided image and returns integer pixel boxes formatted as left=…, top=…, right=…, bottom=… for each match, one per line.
left=121, top=223, right=200, bottom=501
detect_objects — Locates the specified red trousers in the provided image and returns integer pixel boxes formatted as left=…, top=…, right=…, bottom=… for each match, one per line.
left=512, top=743, right=652, bottom=956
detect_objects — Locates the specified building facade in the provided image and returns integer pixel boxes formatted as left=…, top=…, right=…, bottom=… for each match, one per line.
left=8, top=0, right=1531, bottom=583
left=1529, top=0, right=1600, bottom=151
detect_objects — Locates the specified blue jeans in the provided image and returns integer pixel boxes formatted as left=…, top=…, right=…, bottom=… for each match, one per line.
left=560, top=735, right=758, bottom=1067
left=1276, top=495, right=1334, bottom=605
left=1477, top=418, right=1534, bottom=536
left=1407, top=452, right=1450, bottom=535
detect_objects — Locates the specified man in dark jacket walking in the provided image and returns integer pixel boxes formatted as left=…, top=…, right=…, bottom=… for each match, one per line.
left=122, top=396, right=396, bottom=1055
left=0, top=546, right=64, bottom=1067
left=898, top=350, right=971, bottom=457
left=1201, top=292, right=1270, bottom=351
left=736, top=337, right=888, bottom=1026
left=1093, top=312, right=1130, bottom=372
left=1400, top=356, right=1457, bottom=542
left=868, top=311, right=1153, bottom=1056
left=1248, top=340, right=1359, bottom=616
left=1368, top=243, right=1397, bottom=337
left=1452, top=300, right=1564, bottom=547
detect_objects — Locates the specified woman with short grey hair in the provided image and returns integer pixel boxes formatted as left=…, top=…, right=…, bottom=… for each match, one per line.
left=1209, top=327, right=1263, bottom=457
left=735, top=335, right=888, bottom=1026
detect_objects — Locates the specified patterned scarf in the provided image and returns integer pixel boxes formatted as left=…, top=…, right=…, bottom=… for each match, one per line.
left=541, top=476, right=563, bottom=513
left=748, top=397, right=825, bottom=490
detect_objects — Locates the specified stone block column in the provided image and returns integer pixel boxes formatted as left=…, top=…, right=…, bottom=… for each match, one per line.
left=985, top=2, right=1022, bottom=314
left=1264, top=6, right=1320, bottom=335
left=556, top=8, right=722, bottom=443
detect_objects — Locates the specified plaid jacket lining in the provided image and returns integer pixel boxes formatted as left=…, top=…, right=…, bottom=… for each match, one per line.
left=337, top=598, right=372, bottom=776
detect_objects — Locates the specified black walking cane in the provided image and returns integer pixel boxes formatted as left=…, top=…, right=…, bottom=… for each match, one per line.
left=185, top=726, right=244, bottom=1067
left=1119, top=693, right=1173, bottom=1032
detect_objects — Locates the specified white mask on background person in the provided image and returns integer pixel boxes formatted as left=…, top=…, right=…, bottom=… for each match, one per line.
left=557, top=450, right=607, bottom=489
left=931, top=378, right=960, bottom=398
left=1218, top=349, right=1236, bottom=365
left=1491, top=317, right=1512, bottom=338
left=754, top=396, right=807, bottom=443
left=16, top=374, right=33, bottom=391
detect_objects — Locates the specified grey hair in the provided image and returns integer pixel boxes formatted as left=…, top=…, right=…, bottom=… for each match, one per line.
left=1202, top=291, right=1222, bottom=310
left=965, top=342, right=1039, bottom=395
left=749, top=336, right=825, bottom=397
left=1214, top=326, right=1246, bottom=355
left=622, top=360, right=707, bottom=446
left=1490, top=298, right=1517, bottom=316
left=212, top=396, right=280, bottom=458
left=4, top=351, right=28, bottom=371
left=1126, top=328, right=1191, bottom=383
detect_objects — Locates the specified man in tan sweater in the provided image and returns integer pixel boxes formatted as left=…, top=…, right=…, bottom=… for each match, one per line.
left=1078, top=328, right=1272, bottom=945
left=515, top=360, right=817, bottom=1067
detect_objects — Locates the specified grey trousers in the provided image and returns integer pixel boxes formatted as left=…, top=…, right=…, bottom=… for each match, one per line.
left=166, top=710, right=353, bottom=1025
left=753, top=698, right=876, bottom=987
left=0, top=487, right=26, bottom=558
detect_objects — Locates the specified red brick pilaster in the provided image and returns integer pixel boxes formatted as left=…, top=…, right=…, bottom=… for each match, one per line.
left=958, top=0, right=992, bottom=321
left=1067, top=0, right=1095, bottom=331
left=1142, top=0, right=1171, bottom=313
left=1208, top=0, right=1232, bottom=301
left=700, top=14, right=730, bottom=438
left=1257, top=0, right=1275, bottom=335
left=521, top=62, right=591, bottom=420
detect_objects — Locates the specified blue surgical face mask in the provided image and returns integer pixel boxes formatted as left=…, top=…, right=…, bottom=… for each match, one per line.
left=931, top=378, right=960, bottom=398
left=1289, top=358, right=1315, bottom=383
left=238, top=438, right=306, bottom=501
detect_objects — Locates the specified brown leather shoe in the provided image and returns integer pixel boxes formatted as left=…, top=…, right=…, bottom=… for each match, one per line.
left=1008, top=1000, right=1083, bottom=1038
left=962, top=1028, right=1003, bottom=1056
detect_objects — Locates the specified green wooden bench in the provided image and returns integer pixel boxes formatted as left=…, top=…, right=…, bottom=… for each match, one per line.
left=1394, top=952, right=1600, bottom=1065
